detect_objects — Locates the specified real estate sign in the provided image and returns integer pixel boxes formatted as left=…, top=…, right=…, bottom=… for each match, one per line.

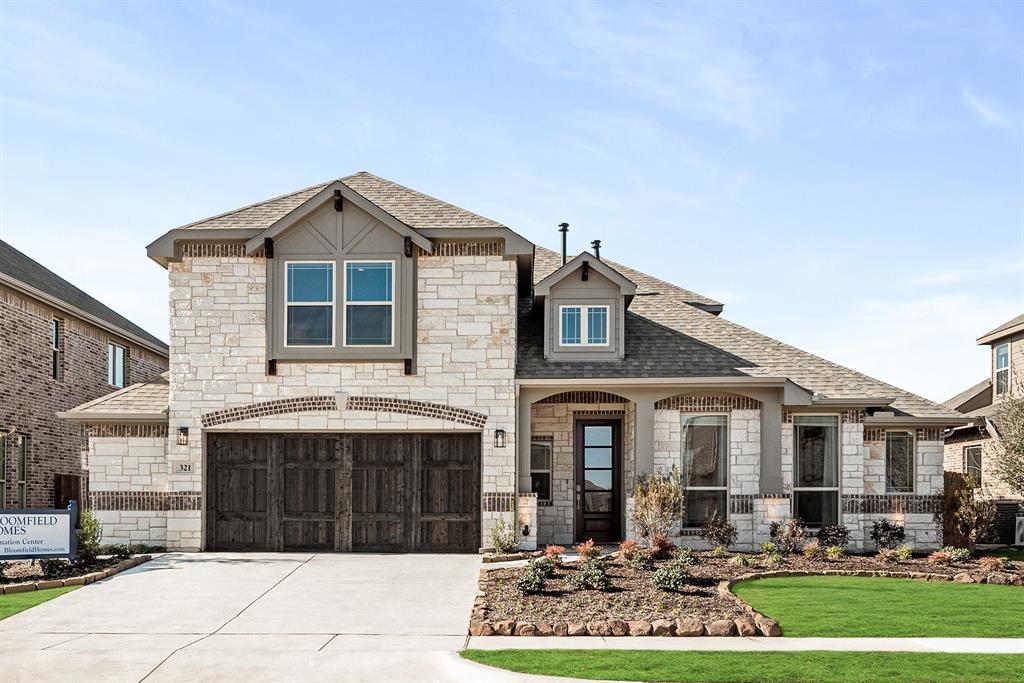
left=0, top=501, right=78, bottom=560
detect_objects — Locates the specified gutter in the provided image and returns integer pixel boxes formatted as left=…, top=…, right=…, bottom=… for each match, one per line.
left=864, top=415, right=972, bottom=427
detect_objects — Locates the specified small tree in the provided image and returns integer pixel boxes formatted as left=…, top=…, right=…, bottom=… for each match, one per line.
left=77, top=509, right=103, bottom=564
left=991, top=390, right=1024, bottom=498
left=947, top=475, right=998, bottom=553
left=630, top=466, right=685, bottom=547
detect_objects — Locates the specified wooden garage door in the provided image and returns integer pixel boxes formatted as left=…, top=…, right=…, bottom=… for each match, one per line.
left=206, top=433, right=480, bottom=552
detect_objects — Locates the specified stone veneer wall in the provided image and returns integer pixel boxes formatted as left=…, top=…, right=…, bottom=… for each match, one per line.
left=87, top=249, right=517, bottom=550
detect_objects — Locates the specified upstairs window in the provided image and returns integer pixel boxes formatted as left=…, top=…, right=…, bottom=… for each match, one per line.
left=285, top=262, right=334, bottom=347
left=885, top=431, right=914, bottom=493
left=964, top=445, right=983, bottom=486
left=107, top=342, right=126, bottom=388
left=559, top=305, right=609, bottom=346
left=681, top=414, right=728, bottom=526
left=345, top=262, right=394, bottom=346
left=995, top=342, right=1010, bottom=395
left=51, top=318, right=62, bottom=380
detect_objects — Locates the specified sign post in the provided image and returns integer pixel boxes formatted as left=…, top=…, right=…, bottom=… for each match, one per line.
left=0, top=500, right=78, bottom=561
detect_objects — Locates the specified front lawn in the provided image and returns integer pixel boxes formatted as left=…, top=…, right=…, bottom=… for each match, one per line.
left=462, top=650, right=1024, bottom=683
left=732, top=576, right=1024, bottom=637
left=0, top=586, right=78, bottom=621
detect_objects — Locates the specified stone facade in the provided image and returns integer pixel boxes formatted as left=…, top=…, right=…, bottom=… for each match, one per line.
left=0, top=284, right=166, bottom=508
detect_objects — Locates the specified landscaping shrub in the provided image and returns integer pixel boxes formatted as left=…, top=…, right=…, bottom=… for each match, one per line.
left=630, top=466, right=685, bottom=547
left=543, top=544, right=565, bottom=565
left=869, top=520, right=906, bottom=550
left=40, top=559, right=69, bottom=578
left=769, top=518, right=807, bottom=554
left=650, top=534, right=676, bottom=559
left=825, top=545, right=845, bottom=561
left=568, top=558, right=611, bottom=591
left=896, top=545, right=913, bottom=561
left=935, top=475, right=997, bottom=553
left=652, top=560, right=690, bottom=591
left=77, top=509, right=103, bottom=564
left=528, top=556, right=556, bottom=578
left=817, top=524, right=850, bottom=549
left=617, top=539, right=639, bottom=560
left=802, top=540, right=826, bottom=561
left=759, top=542, right=778, bottom=556
left=927, top=550, right=954, bottom=566
left=628, top=551, right=655, bottom=571
left=699, top=517, right=738, bottom=551
left=515, top=564, right=547, bottom=595
left=574, top=538, right=602, bottom=560
left=710, top=545, right=728, bottom=558
left=728, top=554, right=752, bottom=568
left=941, top=546, right=972, bottom=563
left=979, top=556, right=1009, bottom=572
left=763, top=552, right=784, bottom=568
left=491, top=517, right=519, bottom=553
left=108, top=543, right=135, bottom=560
left=876, top=548, right=900, bottom=563
left=671, top=547, right=701, bottom=566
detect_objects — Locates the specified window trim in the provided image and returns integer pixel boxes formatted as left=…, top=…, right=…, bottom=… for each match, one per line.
left=283, top=260, right=337, bottom=349
left=680, top=412, right=730, bottom=528
left=995, top=342, right=1010, bottom=395
left=964, top=444, right=983, bottom=487
left=0, top=433, right=6, bottom=509
left=530, top=438, right=553, bottom=503
left=342, top=259, right=396, bottom=348
left=107, top=342, right=126, bottom=388
left=791, top=413, right=841, bottom=529
left=558, top=304, right=610, bottom=347
left=884, top=430, right=915, bottom=494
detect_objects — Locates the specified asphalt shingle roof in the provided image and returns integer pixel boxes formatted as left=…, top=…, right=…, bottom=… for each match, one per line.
left=943, top=378, right=991, bottom=413
left=64, top=373, right=169, bottom=418
left=979, top=313, right=1024, bottom=341
left=0, top=240, right=168, bottom=352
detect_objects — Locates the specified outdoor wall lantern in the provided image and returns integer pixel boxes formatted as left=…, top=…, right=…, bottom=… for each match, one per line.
left=177, top=427, right=189, bottom=446
left=494, top=429, right=506, bottom=448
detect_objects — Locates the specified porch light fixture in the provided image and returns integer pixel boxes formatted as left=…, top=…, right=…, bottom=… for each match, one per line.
left=494, top=429, right=506, bottom=448
left=177, top=427, right=189, bottom=446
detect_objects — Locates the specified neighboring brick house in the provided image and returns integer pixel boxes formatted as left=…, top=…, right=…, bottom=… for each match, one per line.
left=62, top=172, right=967, bottom=552
left=942, top=314, right=1024, bottom=543
left=1, top=240, right=168, bottom=510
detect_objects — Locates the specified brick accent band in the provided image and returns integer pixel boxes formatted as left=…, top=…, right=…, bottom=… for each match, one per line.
left=345, top=396, right=487, bottom=428
left=202, top=396, right=339, bottom=427
left=729, top=493, right=791, bottom=515
left=83, top=424, right=169, bottom=438
left=537, top=391, right=629, bottom=404
left=90, top=491, right=201, bottom=511
left=841, top=494, right=941, bottom=515
left=657, top=395, right=762, bottom=411
left=483, top=492, right=516, bottom=512
left=418, top=241, right=503, bottom=257
left=783, top=409, right=866, bottom=424
left=180, top=242, right=249, bottom=258
left=864, top=427, right=943, bottom=443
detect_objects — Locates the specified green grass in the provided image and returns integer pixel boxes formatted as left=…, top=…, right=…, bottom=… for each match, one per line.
left=462, top=650, right=1024, bottom=683
left=732, top=576, right=1024, bottom=637
left=980, top=548, right=1024, bottom=562
left=0, top=586, right=78, bottom=620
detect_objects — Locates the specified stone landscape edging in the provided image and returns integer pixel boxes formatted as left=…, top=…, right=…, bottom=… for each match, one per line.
left=481, top=550, right=544, bottom=564
left=1, top=555, right=153, bottom=594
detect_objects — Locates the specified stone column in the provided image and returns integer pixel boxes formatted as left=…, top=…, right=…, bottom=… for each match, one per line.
left=759, top=391, right=783, bottom=493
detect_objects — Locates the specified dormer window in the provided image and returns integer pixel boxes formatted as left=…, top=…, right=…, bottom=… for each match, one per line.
left=559, top=305, right=609, bottom=346
left=285, top=261, right=334, bottom=347
left=995, top=342, right=1009, bottom=395
left=344, top=261, right=394, bottom=346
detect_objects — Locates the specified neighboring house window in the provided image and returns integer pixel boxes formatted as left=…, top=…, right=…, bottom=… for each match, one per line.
left=681, top=414, right=728, bottom=526
left=0, top=433, right=6, bottom=509
left=559, top=305, right=609, bottom=346
left=50, top=318, right=62, bottom=380
left=285, top=262, right=335, bottom=347
left=995, top=342, right=1010, bottom=395
left=964, top=445, right=983, bottom=486
left=530, top=439, right=553, bottom=502
left=344, top=261, right=393, bottom=346
left=793, top=415, right=839, bottom=527
left=107, top=342, right=126, bottom=388
left=4, top=434, right=28, bottom=507
left=885, top=431, right=914, bottom=493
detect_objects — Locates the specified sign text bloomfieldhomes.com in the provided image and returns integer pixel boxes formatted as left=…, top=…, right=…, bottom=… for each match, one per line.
left=0, top=502, right=77, bottom=560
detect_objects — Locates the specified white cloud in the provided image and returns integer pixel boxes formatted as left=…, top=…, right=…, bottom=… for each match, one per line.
left=962, top=87, right=1020, bottom=133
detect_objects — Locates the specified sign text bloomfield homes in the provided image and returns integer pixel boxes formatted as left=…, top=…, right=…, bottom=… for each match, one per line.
left=0, top=501, right=78, bottom=560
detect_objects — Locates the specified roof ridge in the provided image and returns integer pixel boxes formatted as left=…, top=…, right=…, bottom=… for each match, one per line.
left=341, top=172, right=503, bottom=227
left=170, top=179, right=335, bottom=231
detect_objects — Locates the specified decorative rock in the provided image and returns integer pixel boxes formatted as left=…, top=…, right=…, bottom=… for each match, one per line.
left=707, top=619, right=737, bottom=637
left=988, top=573, right=1012, bottom=585
left=674, top=618, right=704, bottom=637
left=535, top=622, right=553, bottom=637
left=627, top=621, right=652, bottom=636
left=469, top=620, right=494, bottom=636
left=516, top=622, right=537, bottom=636
left=953, top=573, right=975, bottom=584
left=553, top=623, right=569, bottom=637
left=3, top=583, right=34, bottom=594
left=493, top=620, right=515, bottom=636
left=754, top=615, right=782, bottom=637
left=651, top=619, right=676, bottom=636
left=62, top=576, right=85, bottom=587
left=567, top=622, right=587, bottom=636
left=734, top=618, right=757, bottom=637
left=35, top=579, right=63, bottom=590
left=607, top=619, right=628, bottom=637
left=586, top=621, right=611, bottom=637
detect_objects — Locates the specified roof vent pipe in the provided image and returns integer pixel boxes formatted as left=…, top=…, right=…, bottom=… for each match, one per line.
left=591, top=239, right=601, bottom=260
left=558, top=223, right=569, bottom=265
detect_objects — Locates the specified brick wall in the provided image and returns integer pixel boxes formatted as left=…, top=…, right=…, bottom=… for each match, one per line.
left=0, top=285, right=166, bottom=508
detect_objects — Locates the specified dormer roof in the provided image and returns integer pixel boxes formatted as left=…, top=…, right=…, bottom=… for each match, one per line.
left=534, top=251, right=637, bottom=303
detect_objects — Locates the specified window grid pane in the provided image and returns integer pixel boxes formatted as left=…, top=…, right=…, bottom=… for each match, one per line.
left=561, top=307, right=581, bottom=344
left=587, top=307, right=608, bottom=344
left=346, top=262, right=392, bottom=302
left=965, top=446, right=982, bottom=486
left=345, top=305, right=392, bottom=346
left=287, top=263, right=333, bottom=303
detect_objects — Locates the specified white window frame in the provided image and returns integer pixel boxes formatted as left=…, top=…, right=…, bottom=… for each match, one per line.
left=791, top=414, right=841, bottom=528
left=558, top=304, right=610, bottom=347
left=680, top=412, right=729, bottom=528
left=107, top=342, right=126, bottom=388
left=995, top=342, right=1010, bottom=395
left=884, top=430, right=915, bottom=494
left=530, top=439, right=553, bottom=503
left=283, top=260, right=336, bottom=348
left=343, top=260, right=396, bottom=348
left=964, top=445, right=983, bottom=486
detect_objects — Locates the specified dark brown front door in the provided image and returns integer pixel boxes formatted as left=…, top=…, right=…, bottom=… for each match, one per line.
left=575, top=420, right=621, bottom=543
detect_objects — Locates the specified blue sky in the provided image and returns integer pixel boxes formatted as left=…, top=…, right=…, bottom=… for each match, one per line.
left=0, top=0, right=1021, bottom=402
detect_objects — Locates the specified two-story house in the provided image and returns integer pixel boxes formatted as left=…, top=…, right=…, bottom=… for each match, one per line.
left=62, top=173, right=968, bottom=552
left=943, top=314, right=1024, bottom=544
left=1, top=239, right=168, bottom=510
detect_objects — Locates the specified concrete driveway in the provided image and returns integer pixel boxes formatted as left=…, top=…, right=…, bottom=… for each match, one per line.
left=0, top=553, right=545, bottom=683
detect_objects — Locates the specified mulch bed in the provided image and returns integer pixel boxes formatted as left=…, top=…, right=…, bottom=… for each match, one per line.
left=473, top=550, right=1022, bottom=636
left=2, top=557, right=125, bottom=585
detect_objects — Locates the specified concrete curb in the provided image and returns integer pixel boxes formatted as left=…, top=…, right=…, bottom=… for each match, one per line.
left=1, top=554, right=152, bottom=594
